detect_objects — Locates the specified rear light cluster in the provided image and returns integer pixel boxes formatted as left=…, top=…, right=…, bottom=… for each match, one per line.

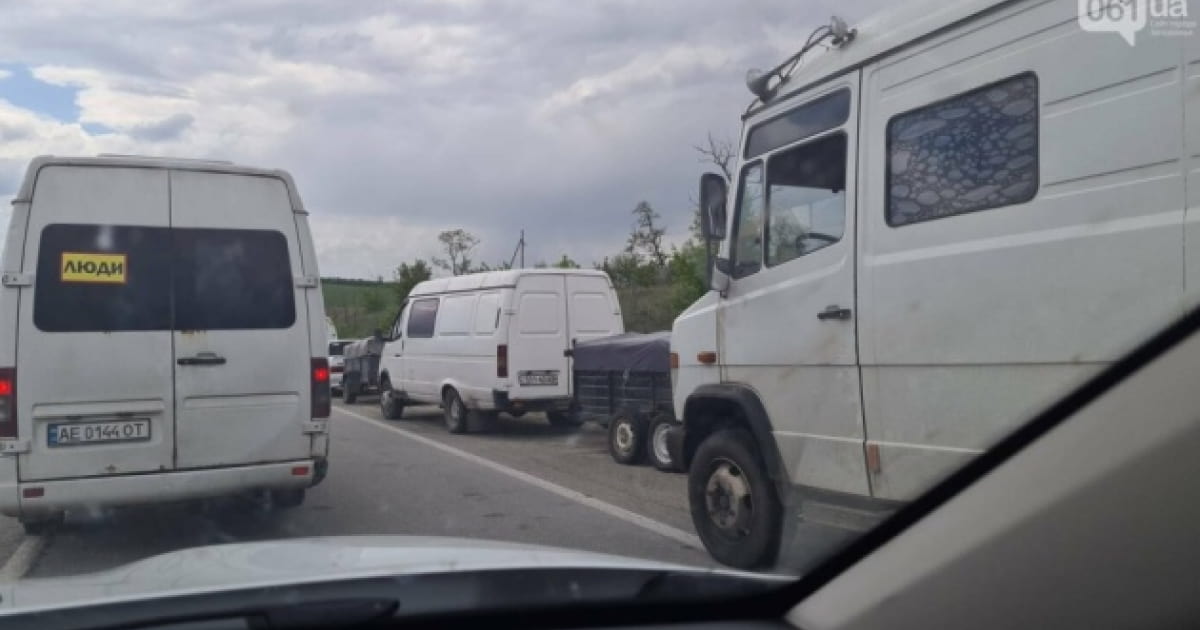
left=0, top=367, right=15, bottom=439
left=497, top=344, right=508, bottom=378
left=311, top=358, right=330, bottom=418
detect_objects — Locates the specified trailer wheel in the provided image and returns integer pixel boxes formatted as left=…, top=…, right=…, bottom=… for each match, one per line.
left=607, top=411, right=646, bottom=465
left=342, top=372, right=358, bottom=404
left=647, top=414, right=681, bottom=472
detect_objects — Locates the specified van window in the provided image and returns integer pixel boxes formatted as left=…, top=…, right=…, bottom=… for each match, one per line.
left=766, top=133, right=847, bottom=266
left=407, top=298, right=439, bottom=338
left=474, top=292, right=500, bottom=334
left=745, top=89, right=850, bottom=159
left=518, top=293, right=560, bottom=334
left=731, top=162, right=765, bottom=278
left=173, top=229, right=296, bottom=330
left=34, top=224, right=172, bottom=332
left=438, top=295, right=475, bottom=336
left=887, top=72, right=1039, bottom=227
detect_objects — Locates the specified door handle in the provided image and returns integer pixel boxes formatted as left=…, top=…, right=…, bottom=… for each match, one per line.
left=177, top=352, right=226, bottom=366
left=817, top=305, right=852, bottom=321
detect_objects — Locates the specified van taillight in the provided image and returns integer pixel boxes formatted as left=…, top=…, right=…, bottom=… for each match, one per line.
left=311, top=358, right=330, bottom=418
left=0, top=368, right=15, bottom=439
left=497, top=345, right=508, bottom=378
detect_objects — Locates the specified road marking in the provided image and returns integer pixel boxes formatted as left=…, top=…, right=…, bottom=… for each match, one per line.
left=334, top=407, right=704, bottom=550
left=0, top=536, right=45, bottom=581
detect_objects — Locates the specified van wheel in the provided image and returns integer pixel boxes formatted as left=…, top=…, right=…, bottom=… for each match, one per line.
left=547, top=410, right=582, bottom=429
left=608, top=411, right=646, bottom=465
left=443, top=389, right=469, bottom=434
left=380, top=378, right=404, bottom=420
left=647, top=415, right=681, bottom=472
left=21, top=512, right=64, bottom=535
left=688, top=428, right=781, bottom=569
left=342, top=373, right=358, bottom=404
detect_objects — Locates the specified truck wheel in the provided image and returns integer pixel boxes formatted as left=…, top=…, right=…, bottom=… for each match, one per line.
left=443, top=388, right=469, bottom=434
left=607, top=411, right=646, bottom=465
left=688, top=428, right=782, bottom=569
left=342, top=373, right=358, bottom=404
left=547, top=410, right=582, bottom=429
left=379, top=377, right=404, bottom=420
left=647, top=415, right=681, bottom=472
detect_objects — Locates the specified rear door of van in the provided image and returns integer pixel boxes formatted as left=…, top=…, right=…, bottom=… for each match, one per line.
left=18, top=166, right=176, bottom=480
left=169, top=171, right=311, bottom=469
left=564, top=274, right=623, bottom=347
left=508, top=275, right=570, bottom=399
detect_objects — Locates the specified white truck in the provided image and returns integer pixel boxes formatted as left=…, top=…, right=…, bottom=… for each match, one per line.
left=672, top=0, right=1200, bottom=569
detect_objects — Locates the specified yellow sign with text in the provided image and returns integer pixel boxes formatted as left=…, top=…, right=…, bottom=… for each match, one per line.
left=60, top=252, right=127, bottom=284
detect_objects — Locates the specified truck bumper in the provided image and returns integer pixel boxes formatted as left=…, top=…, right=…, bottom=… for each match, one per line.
left=0, top=459, right=315, bottom=519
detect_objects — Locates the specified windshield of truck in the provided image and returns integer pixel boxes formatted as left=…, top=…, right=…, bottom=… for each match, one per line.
left=0, top=0, right=1194, bottom=620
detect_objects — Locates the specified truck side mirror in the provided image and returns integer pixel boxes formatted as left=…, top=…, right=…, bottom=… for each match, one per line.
left=699, top=173, right=728, bottom=241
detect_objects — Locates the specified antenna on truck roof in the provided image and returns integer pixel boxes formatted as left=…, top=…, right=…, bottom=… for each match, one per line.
left=744, top=16, right=856, bottom=108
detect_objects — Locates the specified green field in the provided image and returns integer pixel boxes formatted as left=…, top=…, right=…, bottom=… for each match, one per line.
left=322, top=278, right=403, bottom=340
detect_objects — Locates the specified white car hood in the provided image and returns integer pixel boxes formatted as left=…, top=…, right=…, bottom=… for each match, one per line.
left=0, top=536, right=714, bottom=611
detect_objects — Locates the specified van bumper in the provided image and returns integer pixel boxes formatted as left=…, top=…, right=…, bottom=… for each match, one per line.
left=491, top=390, right=572, bottom=414
left=0, top=459, right=315, bottom=519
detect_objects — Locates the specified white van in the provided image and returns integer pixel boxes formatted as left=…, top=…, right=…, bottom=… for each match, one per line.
left=673, top=0, right=1200, bottom=569
left=0, top=155, right=331, bottom=532
left=378, top=269, right=623, bottom=432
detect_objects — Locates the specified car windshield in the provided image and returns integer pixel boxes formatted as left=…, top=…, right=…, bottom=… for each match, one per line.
left=0, top=0, right=1195, bottom=621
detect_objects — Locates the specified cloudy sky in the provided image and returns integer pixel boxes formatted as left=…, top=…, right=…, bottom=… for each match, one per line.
left=0, top=0, right=881, bottom=279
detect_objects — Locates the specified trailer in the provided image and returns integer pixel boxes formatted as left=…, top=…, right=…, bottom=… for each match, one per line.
left=341, top=335, right=384, bottom=404
left=572, top=332, right=681, bottom=471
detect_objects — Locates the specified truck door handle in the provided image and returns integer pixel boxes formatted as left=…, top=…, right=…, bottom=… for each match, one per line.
left=177, top=352, right=226, bottom=366
left=817, top=305, right=852, bottom=321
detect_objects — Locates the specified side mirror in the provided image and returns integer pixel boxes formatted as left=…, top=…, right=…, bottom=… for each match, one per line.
left=699, top=173, right=728, bottom=241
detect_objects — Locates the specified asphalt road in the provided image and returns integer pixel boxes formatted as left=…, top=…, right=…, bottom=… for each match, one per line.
left=7, top=399, right=712, bottom=580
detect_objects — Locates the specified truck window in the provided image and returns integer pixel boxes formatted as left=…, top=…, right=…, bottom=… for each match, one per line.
left=887, top=72, right=1038, bottom=226
left=731, top=162, right=765, bottom=278
left=744, top=88, right=850, bottom=159
left=406, top=298, right=439, bottom=338
left=766, top=133, right=847, bottom=266
left=173, top=228, right=295, bottom=330
left=34, top=224, right=173, bottom=332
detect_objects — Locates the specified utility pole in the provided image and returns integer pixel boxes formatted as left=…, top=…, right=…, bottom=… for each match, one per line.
left=520, top=230, right=525, bottom=268
left=508, top=229, right=526, bottom=269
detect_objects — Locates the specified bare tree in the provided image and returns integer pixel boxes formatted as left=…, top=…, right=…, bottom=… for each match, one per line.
left=432, top=229, right=479, bottom=276
left=693, top=132, right=735, bottom=182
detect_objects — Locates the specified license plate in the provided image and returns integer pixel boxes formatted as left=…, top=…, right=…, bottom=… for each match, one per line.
left=48, top=419, right=151, bottom=447
left=518, top=370, right=559, bottom=386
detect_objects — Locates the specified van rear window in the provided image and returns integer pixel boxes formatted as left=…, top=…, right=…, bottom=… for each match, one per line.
left=35, top=224, right=172, bottom=332
left=173, top=229, right=295, bottom=330
left=34, top=224, right=295, bottom=332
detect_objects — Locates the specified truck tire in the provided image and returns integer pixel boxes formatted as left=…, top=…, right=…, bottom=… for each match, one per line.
left=443, top=388, right=469, bottom=434
left=607, top=411, right=646, bottom=465
left=647, top=414, right=681, bottom=472
left=342, top=372, right=358, bottom=404
left=379, top=377, right=404, bottom=420
left=547, top=409, right=582, bottom=428
left=688, top=428, right=782, bottom=569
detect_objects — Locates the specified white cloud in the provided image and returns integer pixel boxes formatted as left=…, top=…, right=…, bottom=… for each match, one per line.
left=0, top=0, right=888, bottom=276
